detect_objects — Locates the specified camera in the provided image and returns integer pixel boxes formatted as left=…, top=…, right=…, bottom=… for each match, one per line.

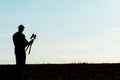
left=30, top=34, right=36, bottom=39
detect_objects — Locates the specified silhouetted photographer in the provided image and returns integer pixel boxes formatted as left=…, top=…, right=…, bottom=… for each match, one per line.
left=13, top=25, right=34, bottom=80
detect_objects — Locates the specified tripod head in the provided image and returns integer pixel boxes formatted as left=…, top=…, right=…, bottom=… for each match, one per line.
left=30, top=34, right=37, bottom=40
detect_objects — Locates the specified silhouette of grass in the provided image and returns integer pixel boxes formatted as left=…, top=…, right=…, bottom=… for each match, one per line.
left=0, top=63, right=120, bottom=80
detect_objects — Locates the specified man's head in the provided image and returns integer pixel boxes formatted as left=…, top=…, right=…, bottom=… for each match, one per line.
left=18, top=25, right=25, bottom=33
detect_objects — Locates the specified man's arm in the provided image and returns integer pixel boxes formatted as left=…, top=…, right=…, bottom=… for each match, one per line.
left=23, top=34, right=33, bottom=46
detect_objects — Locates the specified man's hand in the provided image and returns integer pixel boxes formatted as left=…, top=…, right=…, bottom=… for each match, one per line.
left=29, top=39, right=34, bottom=45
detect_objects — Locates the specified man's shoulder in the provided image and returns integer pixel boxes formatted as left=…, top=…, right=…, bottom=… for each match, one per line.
left=13, top=32, right=19, bottom=37
left=13, top=32, right=25, bottom=37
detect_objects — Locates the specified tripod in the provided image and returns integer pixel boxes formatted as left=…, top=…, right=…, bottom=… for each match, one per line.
left=25, top=34, right=36, bottom=54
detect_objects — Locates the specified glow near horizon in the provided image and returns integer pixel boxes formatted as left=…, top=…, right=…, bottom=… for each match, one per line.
left=1, top=0, right=120, bottom=64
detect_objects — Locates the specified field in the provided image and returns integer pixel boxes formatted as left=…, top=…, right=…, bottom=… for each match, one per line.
left=1, top=63, right=120, bottom=80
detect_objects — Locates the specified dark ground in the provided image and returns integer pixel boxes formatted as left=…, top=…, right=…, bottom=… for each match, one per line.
left=1, top=63, right=120, bottom=80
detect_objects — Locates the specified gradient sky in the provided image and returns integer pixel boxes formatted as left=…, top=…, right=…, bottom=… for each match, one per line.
left=1, top=0, right=120, bottom=64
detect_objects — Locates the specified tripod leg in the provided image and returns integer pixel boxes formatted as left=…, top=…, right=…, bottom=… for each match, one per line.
left=28, top=44, right=32, bottom=54
left=25, top=45, right=29, bottom=51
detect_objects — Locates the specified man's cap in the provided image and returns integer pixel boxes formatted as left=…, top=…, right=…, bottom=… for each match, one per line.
left=18, top=25, right=25, bottom=29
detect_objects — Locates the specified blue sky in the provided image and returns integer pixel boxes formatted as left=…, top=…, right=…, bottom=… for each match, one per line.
left=1, top=0, right=120, bottom=64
